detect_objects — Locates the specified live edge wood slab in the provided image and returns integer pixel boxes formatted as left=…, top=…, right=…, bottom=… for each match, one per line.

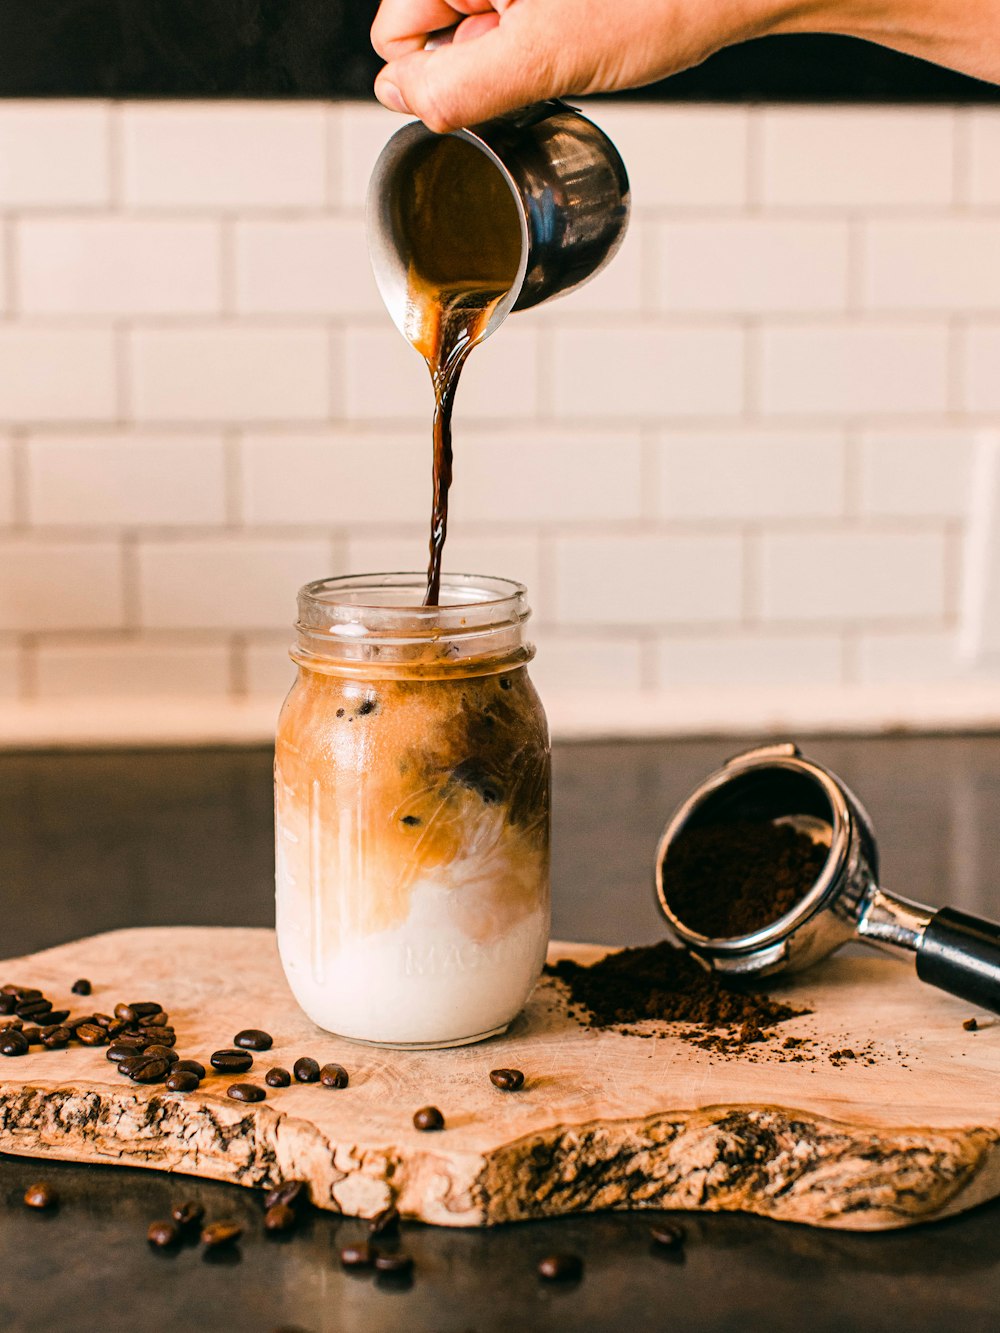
left=1, top=927, right=998, bottom=1232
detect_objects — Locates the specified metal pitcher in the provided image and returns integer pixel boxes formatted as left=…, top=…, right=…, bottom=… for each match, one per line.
left=367, top=100, right=630, bottom=346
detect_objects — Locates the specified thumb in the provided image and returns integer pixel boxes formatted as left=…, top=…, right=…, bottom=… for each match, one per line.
left=375, top=20, right=561, bottom=133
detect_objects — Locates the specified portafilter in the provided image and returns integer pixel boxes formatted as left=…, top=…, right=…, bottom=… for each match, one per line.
left=655, top=742, right=1000, bottom=1014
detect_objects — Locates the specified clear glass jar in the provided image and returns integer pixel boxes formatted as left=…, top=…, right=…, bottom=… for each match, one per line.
left=274, top=573, right=551, bottom=1048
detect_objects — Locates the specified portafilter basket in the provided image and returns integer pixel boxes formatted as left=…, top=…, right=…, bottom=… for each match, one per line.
left=655, top=742, right=1000, bottom=1014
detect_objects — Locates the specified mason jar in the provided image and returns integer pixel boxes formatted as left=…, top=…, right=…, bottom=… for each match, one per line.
left=274, top=573, right=551, bottom=1048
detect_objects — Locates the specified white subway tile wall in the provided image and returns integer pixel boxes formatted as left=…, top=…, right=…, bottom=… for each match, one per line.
left=0, top=437, right=14, bottom=525
left=0, top=542, right=124, bottom=632
left=35, top=639, right=232, bottom=700
left=18, top=218, right=222, bottom=315
left=0, top=99, right=995, bottom=710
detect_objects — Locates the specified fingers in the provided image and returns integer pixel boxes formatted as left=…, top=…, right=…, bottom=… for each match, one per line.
left=452, top=12, right=501, bottom=42
left=375, top=15, right=560, bottom=133
left=371, top=0, right=496, bottom=60
left=372, top=0, right=461, bottom=59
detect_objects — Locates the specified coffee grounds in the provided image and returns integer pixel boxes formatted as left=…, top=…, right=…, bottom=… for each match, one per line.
left=662, top=820, right=829, bottom=940
left=546, top=941, right=809, bottom=1055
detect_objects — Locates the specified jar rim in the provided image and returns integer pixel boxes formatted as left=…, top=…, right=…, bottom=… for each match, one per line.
left=294, top=572, right=532, bottom=670
left=299, top=571, right=526, bottom=619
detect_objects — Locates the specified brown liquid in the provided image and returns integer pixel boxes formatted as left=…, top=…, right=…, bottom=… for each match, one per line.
left=390, top=137, right=522, bottom=604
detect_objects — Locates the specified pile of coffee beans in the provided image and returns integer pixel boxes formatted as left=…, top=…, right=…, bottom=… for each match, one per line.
left=2, top=975, right=546, bottom=1156
left=3, top=973, right=491, bottom=1144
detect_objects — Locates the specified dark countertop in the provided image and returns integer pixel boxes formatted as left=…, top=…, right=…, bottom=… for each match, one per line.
left=2, top=734, right=1000, bottom=1332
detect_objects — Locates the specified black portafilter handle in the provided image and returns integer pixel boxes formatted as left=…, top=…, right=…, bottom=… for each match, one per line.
left=916, top=906, right=1000, bottom=1014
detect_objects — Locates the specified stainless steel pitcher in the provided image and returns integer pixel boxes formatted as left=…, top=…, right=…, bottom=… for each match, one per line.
left=367, top=100, right=630, bottom=346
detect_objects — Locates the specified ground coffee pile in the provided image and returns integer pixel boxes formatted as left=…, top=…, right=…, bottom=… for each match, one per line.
left=662, top=820, right=829, bottom=940
left=547, top=941, right=809, bottom=1054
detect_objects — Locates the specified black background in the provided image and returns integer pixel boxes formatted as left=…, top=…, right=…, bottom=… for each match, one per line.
left=2, top=0, right=998, bottom=101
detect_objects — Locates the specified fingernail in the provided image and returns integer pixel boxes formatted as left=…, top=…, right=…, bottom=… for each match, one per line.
left=377, top=81, right=410, bottom=114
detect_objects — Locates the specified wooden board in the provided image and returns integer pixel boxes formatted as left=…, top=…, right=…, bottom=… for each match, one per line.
left=1, top=927, right=998, bottom=1232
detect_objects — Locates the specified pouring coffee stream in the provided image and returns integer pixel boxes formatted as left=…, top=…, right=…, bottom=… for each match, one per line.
left=368, top=102, right=630, bottom=603
left=388, top=135, right=522, bottom=604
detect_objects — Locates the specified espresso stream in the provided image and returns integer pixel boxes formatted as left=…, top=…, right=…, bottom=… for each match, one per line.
left=391, top=136, right=522, bottom=605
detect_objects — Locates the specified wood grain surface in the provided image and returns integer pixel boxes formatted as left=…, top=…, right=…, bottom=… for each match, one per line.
left=0, top=927, right=997, bottom=1232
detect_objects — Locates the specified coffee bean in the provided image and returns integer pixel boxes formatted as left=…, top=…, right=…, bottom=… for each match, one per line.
left=649, top=1223, right=685, bottom=1250
left=374, top=1252, right=413, bottom=1276
left=133, top=1057, right=171, bottom=1083
left=42, top=1010, right=70, bottom=1027
left=412, top=1106, right=444, bottom=1132
left=538, top=1253, right=583, bottom=1282
left=71, top=979, right=92, bottom=996
left=369, top=1205, right=400, bottom=1237
left=122, top=1055, right=169, bottom=1084
left=23, top=1182, right=57, bottom=1210
left=171, top=1201, right=205, bottom=1230
left=0, top=994, right=16, bottom=1015
left=105, top=1021, right=125, bottom=1038
left=137, top=1028, right=176, bottom=1047
left=264, top=1203, right=296, bottom=1233
left=320, top=1063, right=348, bottom=1089
left=142, top=1012, right=169, bottom=1028
left=339, top=1241, right=373, bottom=1269
left=211, top=1048, right=253, bottom=1074
left=142, top=1044, right=178, bottom=1065
left=489, top=1068, right=525, bottom=1092
left=6, top=986, right=40, bottom=999
left=16, top=999, right=51, bottom=1020
left=165, top=1070, right=200, bottom=1093
left=265, top=1067, right=291, bottom=1088
left=20, top=1027, right=41, bottom=1046
left=201, top=1221, right=242, bottom=1249
left=147, top=1220, right=180, bottom=1249
left=173, top=1060, right=206, bottom=1079
left=0, top=1030, right=29, bottom=1057
left=292, top=1057, right=319, bottom=1084
left=75, top=1023, right=108, bottom=1047
left=234, top=1029, right=273, bottom=1051
left=264, top=1180, right=308, bottom=1211
left=91, top=1013, right=115, bottom=1028
left=227, top=1083, right=265, bottom=1103
left=117, top=1054, right=149, bottom=1075
left=107, top=1039, right=148, bottom=1062
left=41, top=1026, right=72, bottom=1049
left=115, top=1002, right=163, bottom=1023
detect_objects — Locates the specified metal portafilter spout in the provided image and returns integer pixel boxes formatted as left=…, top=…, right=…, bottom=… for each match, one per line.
left=655, top=742, right=1000, bottom=1015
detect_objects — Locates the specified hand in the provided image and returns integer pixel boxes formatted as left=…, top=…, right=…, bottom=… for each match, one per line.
left=371, top=0, right=779, bottom=133
left=372, top=0, right=1000, bottom=135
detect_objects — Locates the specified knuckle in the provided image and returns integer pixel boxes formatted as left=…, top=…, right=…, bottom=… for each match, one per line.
left=413, top=69, right=460, bottom=134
